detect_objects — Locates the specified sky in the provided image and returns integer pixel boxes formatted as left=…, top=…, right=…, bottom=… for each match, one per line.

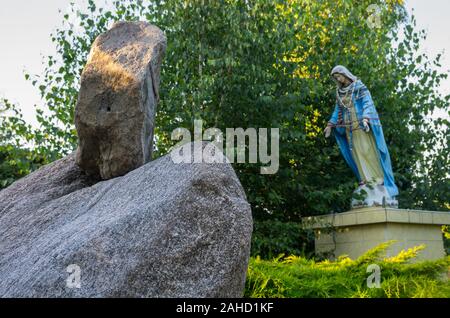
left=0, top=0, right=449, bottom=128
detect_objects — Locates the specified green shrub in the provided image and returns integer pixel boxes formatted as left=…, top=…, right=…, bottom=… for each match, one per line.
left=245, top=241, right=450, bottom=298
left=250, top=220, right=315, bottom=259
left=443, top=225, right=450, bottom=256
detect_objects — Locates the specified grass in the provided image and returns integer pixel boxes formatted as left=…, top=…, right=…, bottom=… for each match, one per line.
left=245, top=241, right=450, bottom=298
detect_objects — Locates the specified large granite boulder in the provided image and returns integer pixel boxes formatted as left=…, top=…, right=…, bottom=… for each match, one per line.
left=75, top=21, right=166, bottom=180
left=0, top=142, right=253, bottom=297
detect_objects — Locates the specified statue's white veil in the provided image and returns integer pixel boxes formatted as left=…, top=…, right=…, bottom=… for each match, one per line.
left=331, top=65, right=357, bottom=88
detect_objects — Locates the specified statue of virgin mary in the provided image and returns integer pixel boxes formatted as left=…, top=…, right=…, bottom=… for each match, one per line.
left=324, top=65, right=399, bottom=208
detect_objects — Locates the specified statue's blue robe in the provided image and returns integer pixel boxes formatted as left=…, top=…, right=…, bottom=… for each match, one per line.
left=328, top=80, right=399, bottom=197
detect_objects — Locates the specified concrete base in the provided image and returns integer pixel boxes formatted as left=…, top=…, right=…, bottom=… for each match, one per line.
left=302, top=207, right=450, bottom=261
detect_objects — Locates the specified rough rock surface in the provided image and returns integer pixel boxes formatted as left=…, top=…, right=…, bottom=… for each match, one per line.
left=75, top=21, right=166, bottom=180
left=0, top=142, right=253, bottom=297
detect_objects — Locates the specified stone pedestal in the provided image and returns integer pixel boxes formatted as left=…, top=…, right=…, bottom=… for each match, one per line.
left=302, top=207, right=450, bottom=261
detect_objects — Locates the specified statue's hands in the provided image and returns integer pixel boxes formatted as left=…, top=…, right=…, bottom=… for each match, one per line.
left=362, top=118, right=370, bottom=132
left=324, top=125, right=332, bottom=138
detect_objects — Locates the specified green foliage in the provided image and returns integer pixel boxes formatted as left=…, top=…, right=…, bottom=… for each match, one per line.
left=0, top=145, right=47, bottom=190
left=245, top=241, right=450, bottom=298
left=443, top=225, right=450, bottom=255
left=0, top=99, right=51, bottom=189
left=251, top=220, right=314, bottom=259
left=0, top=0, right=448, bottom=221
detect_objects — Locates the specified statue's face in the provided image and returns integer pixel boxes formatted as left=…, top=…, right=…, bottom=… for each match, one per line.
left=333, top=73, right=351, bottom=86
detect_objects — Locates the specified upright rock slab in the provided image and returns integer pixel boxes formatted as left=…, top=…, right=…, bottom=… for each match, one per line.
left=0, top=142, right=253, bottom=297
left=75, top=21, right=166, bottom=179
